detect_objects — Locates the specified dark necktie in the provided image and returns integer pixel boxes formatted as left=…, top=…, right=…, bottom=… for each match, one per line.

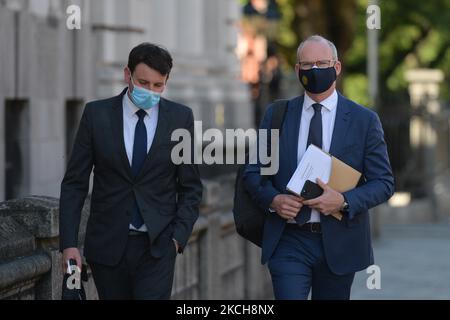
left=131, top=109, right=147, bottom=229
left=295, top=103, right=323, bottom=225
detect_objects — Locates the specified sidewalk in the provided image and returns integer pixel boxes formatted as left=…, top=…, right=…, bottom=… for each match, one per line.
left=351, top=224, right=450, bottom=299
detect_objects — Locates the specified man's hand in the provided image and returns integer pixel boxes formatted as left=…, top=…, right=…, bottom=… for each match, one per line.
left=303, top=178, right=344, bottom=215
left=62, top=247, right=82, bottom=272
left=270, top=194, right=303, bottom=220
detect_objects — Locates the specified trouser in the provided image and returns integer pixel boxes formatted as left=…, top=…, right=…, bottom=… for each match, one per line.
left=268, top=224, right=355, bottom=300
left=88, top=232, right=177, bottom=300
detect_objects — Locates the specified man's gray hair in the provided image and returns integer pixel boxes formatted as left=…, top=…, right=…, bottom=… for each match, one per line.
left=297, top=35, right=338, bottom=61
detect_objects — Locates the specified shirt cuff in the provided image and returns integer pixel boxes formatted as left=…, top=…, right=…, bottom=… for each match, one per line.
left=172, top=238, right=181, bottom=254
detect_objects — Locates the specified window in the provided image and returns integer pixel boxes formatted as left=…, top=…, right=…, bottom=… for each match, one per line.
left=4, top=99, right=30, bottom=200
left=65, top=99, right=84, bottom=166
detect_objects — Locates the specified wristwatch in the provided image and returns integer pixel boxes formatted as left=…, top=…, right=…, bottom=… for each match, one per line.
left=340, top=198, right=349, bottom=213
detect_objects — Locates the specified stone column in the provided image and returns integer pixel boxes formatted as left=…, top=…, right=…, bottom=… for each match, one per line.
left=0, top=7, right=17, bottom=202
left=405, top=69, right=444, bottom=221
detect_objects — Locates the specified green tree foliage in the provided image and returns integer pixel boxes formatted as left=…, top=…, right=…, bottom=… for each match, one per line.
left=274, top=0, right=450, bottom=108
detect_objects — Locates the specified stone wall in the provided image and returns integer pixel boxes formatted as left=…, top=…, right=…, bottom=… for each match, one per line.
left=0, top=175, right=273, bottom=300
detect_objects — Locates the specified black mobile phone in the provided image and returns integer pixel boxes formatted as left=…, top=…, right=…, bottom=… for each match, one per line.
left=300, top=180, right=324, bottom=199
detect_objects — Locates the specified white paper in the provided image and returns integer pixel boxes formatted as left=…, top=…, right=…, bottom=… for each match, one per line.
left=286, top=144, right=332, bottom=196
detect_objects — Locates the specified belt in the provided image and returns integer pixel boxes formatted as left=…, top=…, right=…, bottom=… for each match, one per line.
left=288, top=222, right=322, bottom=233
left=128, top=230, right=147, bottom=236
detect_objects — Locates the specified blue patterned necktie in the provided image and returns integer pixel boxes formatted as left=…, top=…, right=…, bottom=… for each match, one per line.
left=295, top=103, right=323, bottom=225
left=131, top=109, right=147, bottom=229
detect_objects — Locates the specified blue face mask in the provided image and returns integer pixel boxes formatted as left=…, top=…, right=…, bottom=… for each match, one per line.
left=129, top=76, right=161, bottom=109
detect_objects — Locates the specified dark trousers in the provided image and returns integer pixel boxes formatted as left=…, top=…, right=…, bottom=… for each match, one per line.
left=268, top=224, right=355, bottom=300
left=88, top=233, right=177, bottom=300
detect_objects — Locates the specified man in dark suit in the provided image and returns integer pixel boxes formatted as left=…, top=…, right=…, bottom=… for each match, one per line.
left=244, top=35, right=394, bottom=299
left=59, top=43, right=203, bottom=299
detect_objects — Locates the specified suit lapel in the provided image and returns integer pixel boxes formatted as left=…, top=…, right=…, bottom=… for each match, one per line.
left=110, top=88, right=134, bottom=181
left=285, top=95, right=304, bottom=177
left=329, top=93, right=352, bottom=157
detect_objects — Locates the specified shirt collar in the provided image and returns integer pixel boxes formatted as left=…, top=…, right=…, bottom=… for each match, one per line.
left=303, top=89, right=338, bottom=112
left=123, top=89, right=153, bottom=119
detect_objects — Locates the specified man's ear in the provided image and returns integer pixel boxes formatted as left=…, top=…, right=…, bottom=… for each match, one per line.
left=124, top=67, right=131, bottom=85
left=334, top=61, right=342, bottom=77
left=294, top=63, right=300, bottom=79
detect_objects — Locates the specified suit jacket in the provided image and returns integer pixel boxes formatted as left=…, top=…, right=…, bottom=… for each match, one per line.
left=59, top=88, right=203, bottom=266
left=244, top=93, right=394, bottom=275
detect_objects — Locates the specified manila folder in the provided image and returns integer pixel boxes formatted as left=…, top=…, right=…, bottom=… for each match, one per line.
left=328, top=156, right=362, bottom=221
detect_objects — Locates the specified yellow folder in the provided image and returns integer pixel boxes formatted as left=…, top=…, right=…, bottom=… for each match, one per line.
left=286, top=145, right=362, bottom=221
left=328, top=155, right=362, bottom=220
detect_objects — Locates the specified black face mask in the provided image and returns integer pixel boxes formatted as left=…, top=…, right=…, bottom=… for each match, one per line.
left=298, top=67, right=337, bottom=94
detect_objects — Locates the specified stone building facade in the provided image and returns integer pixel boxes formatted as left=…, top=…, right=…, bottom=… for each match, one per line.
left=0, top=0, right=253, bottom=202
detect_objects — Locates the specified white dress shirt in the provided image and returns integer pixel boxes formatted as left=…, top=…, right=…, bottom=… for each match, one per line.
left=292, top=90, right=338, bottom=223
left=123, top=90, right=159, bottom=231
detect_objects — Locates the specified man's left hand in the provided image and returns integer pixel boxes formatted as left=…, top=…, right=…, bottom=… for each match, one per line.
left=302, top=178, right=344, bottom=215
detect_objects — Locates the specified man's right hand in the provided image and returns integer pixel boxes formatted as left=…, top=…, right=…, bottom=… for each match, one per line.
left=62, top=247, right=82, bottom=272
left=270, top=194, right=304, bottom=220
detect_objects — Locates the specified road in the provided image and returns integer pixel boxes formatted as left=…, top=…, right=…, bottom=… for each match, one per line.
left=351, top=224, right=450, bottom=299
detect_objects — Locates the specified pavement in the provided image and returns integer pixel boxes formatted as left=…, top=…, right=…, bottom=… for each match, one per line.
left=351, top=223, right=450, bottom=299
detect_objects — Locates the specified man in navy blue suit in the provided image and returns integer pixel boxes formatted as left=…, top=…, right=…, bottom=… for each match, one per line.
left=60, top=43, right=202, bottom=299
left=244, top=35, right=394, bottom=300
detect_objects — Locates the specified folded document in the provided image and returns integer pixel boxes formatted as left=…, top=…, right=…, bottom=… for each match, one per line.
left=286, top=144, right=362, bottom=220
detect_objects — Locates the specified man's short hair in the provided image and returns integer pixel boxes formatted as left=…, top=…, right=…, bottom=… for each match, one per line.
left=297, top=35, right=338, bottom=61
left=128, top=43, right=173, bottom=76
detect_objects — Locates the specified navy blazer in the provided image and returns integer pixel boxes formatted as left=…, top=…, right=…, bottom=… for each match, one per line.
left=59, top=88, right=203, bottom=266
left=244, top=93, right=394, bottom=275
